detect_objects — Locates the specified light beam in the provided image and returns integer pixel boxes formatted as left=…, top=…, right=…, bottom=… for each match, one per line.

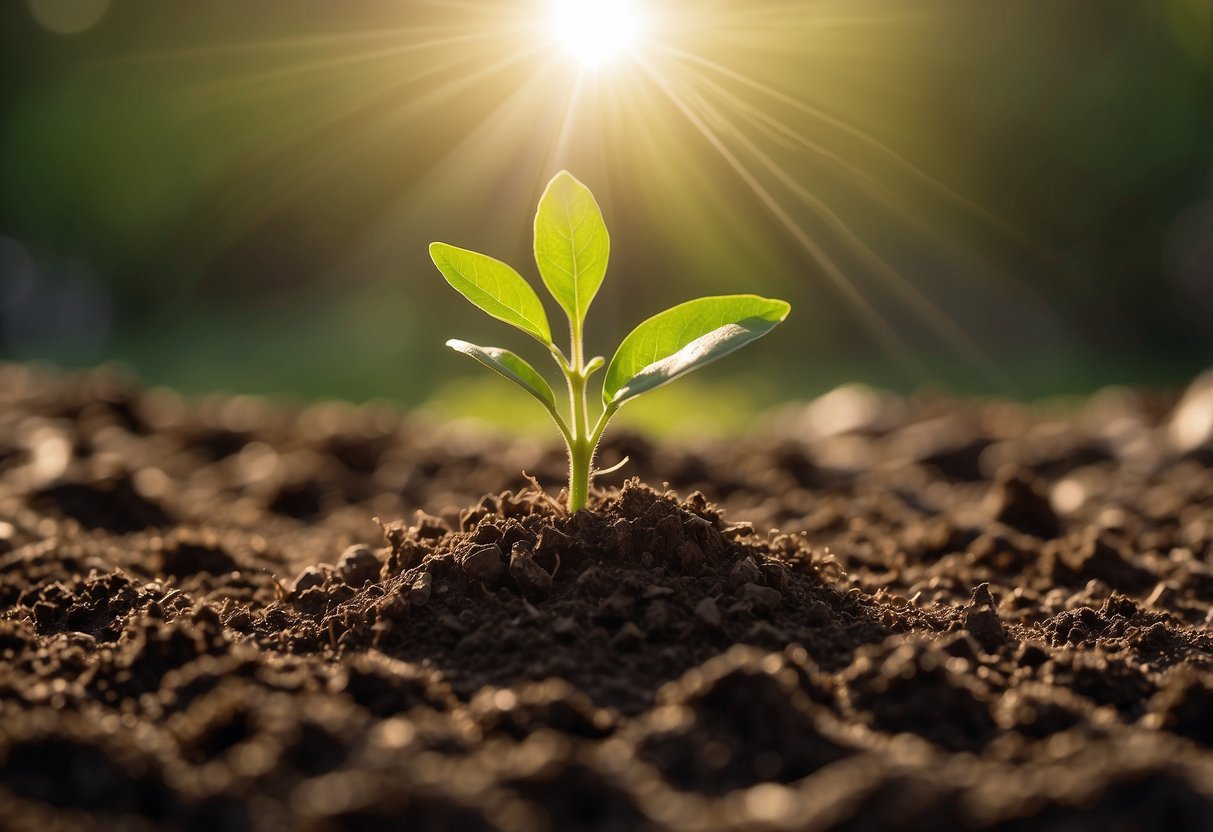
left=548, top=0, right=647, bottom=68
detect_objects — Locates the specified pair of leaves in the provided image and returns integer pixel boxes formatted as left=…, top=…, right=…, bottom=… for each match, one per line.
left=430, top=171, right=790, bottom=420
left=445, top=294, right=790, bottom=416
left=430, top=171, right=609, bottom=347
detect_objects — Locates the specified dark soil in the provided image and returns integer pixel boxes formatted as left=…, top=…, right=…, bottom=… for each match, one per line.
left=3, top=363, right=1213, bottom=830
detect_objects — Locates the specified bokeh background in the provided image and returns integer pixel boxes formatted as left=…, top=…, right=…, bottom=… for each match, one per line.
left=1, top=0, right=1210, bottom=430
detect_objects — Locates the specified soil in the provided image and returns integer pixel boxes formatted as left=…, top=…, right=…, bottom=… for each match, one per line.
left=2, top=363, right=1213, bottom=830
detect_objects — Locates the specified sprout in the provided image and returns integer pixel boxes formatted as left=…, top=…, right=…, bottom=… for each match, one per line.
left=430, top=171, right=790, bottom=512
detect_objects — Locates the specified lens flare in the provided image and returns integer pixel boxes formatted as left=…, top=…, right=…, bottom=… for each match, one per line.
left=548, top=0, right=646, bottom=68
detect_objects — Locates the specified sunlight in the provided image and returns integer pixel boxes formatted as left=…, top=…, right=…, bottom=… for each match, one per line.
left=547, top=0, right=647, bottom=68
left=120, top=0, right=1022, bottom=388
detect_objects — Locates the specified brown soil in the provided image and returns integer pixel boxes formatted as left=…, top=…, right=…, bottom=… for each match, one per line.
left=2, top=364, right=1213, bottom=830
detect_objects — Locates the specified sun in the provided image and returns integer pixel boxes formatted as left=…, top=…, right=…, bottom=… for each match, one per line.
left=547, top=0, right=648, bottom=69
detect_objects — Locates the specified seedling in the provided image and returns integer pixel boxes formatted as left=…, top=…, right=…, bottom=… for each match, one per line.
left=430, top=171, right=790, bottom=513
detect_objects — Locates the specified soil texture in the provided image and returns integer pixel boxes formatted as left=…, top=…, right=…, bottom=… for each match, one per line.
left=3, top=364, right=1213, bottom=830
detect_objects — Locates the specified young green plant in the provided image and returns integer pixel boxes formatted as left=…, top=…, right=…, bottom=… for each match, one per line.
left=430, top=171, right=790, bottom=513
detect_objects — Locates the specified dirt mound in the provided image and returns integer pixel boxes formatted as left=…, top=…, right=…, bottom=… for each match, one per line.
left=2, top=364, right=1213, bottom=829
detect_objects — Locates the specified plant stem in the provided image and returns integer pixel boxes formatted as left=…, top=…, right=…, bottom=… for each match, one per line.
left=568, top=433, right=591, bottom=513
left=565, top=318, right=594, bottom=513
left=566, top=350, right=591, bottom=513
left=565, top=368, right=622, bottom=513
left=589, top=402, right=618, bottom=449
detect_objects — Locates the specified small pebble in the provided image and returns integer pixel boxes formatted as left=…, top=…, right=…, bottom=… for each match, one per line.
left=510, top=544, right=553, bottom=600
left=336, top=544, right=381, bottom=587
left=678, top=540, right=705, bottom=572
left=290, top=566, right=325, bottom=594
left=729, top=557, right=763, bottom=589
left=461, top=543, right=505, bottom=585
left=963, top=582, right=1008, bottom=652
left=409, top=572, right=433, bottom=607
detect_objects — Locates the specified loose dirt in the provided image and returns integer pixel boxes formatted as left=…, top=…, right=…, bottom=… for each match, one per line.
left=2, top=364, right=1213, bottom=830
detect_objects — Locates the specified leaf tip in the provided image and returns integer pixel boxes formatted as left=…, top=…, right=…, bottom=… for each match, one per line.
left=543, top=170, right=594, bottom=201
left=428, top=241, right=450, bottom=263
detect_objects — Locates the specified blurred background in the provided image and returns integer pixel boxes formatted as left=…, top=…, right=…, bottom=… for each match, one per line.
left=1, top=0, right=1210, bottom=432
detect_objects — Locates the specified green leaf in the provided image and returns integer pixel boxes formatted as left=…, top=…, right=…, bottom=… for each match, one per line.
left=533, top=171, right=609, bottom=329
left=430, top=242, right=552, bottom=345
left=446, top=339, right=558, bottom=412
left=603, top=295, right=791, bottom=405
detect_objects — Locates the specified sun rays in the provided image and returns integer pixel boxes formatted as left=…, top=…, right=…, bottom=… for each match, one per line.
left=122, top=0, right=1027, bottom=386
left=547, top=0, right=649, bottom=68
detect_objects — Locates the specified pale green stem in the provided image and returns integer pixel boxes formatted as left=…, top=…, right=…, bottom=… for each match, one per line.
left=546, top=406, right=574, bottom=448
left=566, top=394, right=621, bottom=513
left=569, top=319, right=584, bottom=380
left=563, top=312, right=590, bottom=512
left=568, top=442, right=591, bottom=512
left=589, top=401, right=620, bottom=449
left=559, top=310, right=602, bottom=513
left=546, top=345, right=575, bottom=448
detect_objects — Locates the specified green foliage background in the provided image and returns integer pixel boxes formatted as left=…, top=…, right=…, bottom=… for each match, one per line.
left=0, top=0, right=1209, bottom=430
